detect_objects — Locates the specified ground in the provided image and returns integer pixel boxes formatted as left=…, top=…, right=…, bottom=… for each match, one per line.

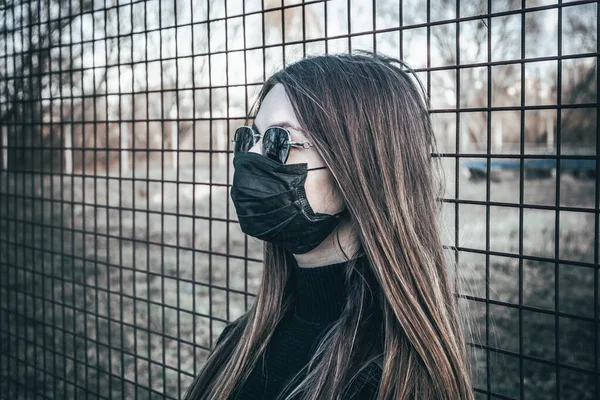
left=0, top=161, right=596, bottom=399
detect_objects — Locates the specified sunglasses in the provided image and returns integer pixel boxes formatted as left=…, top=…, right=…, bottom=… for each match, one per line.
left=231, top=123, right=315, bottom=164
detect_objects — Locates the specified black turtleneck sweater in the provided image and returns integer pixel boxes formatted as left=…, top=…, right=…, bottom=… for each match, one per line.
left=214, top=258, right=383, bottom=400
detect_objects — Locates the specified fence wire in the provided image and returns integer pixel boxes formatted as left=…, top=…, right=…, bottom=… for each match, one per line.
left=0, top=0, right=598, bottom=399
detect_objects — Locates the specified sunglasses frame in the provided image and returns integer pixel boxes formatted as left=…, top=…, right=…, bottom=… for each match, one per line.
left=231, top=124, right=315, bottom=164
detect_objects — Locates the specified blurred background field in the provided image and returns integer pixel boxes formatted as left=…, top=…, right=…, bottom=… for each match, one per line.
left=1, top=161, right=596, bottom=399
left=0, top=0, right=598, bottom=399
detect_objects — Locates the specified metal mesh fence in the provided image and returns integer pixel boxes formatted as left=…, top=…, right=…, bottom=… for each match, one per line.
left=0, top=0, right=597, bottom=399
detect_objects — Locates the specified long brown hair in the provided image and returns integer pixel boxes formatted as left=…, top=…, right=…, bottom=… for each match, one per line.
left=184, top=50, right=475, bottom=400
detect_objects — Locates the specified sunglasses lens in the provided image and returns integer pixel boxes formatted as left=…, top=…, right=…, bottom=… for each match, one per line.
left=263, top=127, right=290, bottom=164
left=233, top=127, right=255, bottom=153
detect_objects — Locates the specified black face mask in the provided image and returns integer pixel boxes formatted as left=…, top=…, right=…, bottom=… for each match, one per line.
left=230, top=151, right=347, bottom=254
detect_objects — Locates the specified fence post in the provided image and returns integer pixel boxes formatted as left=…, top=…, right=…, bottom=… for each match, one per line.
left=64, top=124, right=72, bottom=174
left=546, top=115, right=554, bottom=152
left=494, top=119, right=503, bottom=153
left=217, top=121, right=226, bottom=167
left=170, top=107, right=178, bottom=171
left=1, top=126, right=7, bottom=171
left=459, top=118, right=468, bottom=153
left=121, top=122, right=129, bottom=174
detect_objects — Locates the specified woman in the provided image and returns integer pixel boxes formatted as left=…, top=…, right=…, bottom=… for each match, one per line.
left=183, top=51, right=475, bottom=400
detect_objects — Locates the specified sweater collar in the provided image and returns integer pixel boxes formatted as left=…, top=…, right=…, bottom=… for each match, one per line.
left=291, top=258, right=350, bottom=324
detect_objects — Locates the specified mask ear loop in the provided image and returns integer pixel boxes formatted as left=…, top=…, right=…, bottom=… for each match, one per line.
left=334, top=207, right=373, bottom=303
left=336, top=226, right=349, bottom=261
left=314, top=166, right=349, bottom=259
left=333, top=203, right=351, bottom=261
left=306, top=164, right=351, bottom=258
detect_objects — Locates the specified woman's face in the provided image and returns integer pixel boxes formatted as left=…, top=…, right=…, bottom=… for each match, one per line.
left=249, top=83, right=344, bottom=216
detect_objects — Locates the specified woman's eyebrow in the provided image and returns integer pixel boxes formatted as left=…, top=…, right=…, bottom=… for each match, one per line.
left=271, top=122, right=304, bottom=132
left=253, top=121, right=304, bottom=134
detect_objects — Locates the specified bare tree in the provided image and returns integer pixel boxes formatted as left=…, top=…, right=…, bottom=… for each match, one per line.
left=0, top=1, right=95, bottom=169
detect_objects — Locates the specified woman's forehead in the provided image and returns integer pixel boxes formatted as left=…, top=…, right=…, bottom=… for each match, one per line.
left=254, top=84, right=307, bottom=139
